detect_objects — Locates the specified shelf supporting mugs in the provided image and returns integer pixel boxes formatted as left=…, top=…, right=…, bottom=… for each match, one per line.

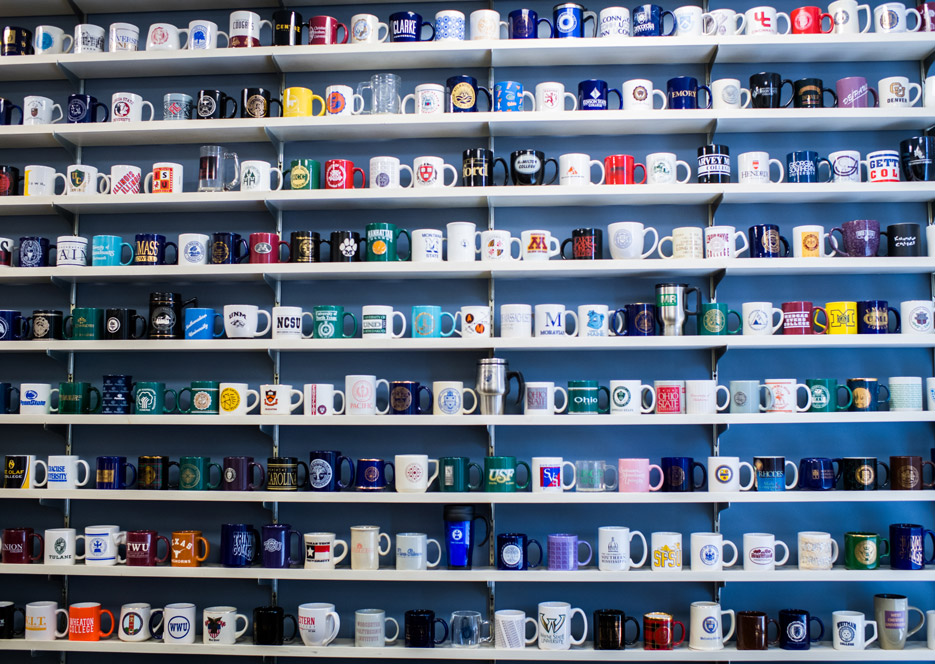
left=54, top=61, right=79, bottom=89
left=50, top=203, right=76, bottom=227
left=41, top=423, right=67, bottom=439
left=258, top=424, right=276, bottom=439
left=50, top=132, right=78, bottom=162
left=44, top=347, right=69, bottom=363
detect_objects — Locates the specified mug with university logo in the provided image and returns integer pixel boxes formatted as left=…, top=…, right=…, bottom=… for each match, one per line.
left=889, top=455, right=935, bottom=490
left=266, top=457, right=308, bottom=491
left=835, top=456, right=889, bottom=490
left=446, top=75, right=492, bottom=113
left=484, top=455, right=530, bottom=492
left=857, top=300, right=900, bottom=333
left=889, top=523, right=935, bottom=570
left=355, top=458, right=394, bottom=490
left=847, top=377, right=890, bottom=411
left=137, top=455, right=179, bottom=490
left=171, top=530, right=210, bottom=567
left=806, top=378, right=852, bottom=412
left=309, top=450, right=354, bottom=491
left=104, top=308, right=147, bottom=340
left=178, top=456, right=222, bottom=490
left=64, top=307, right=104, bottom=340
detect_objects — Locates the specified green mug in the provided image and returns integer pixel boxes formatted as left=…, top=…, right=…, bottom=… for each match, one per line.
left=287, top=158, right=321, bottom=190
left=484, top=455, right=530, bottom=492
left=134, top=382, right=178, bottom=414
left=699, top=302, right=741, bottom=336
left=807, top=378, right=853, bottom=412
left=440, top=456, right=483, bottom=492
left=63, top=307, right=104, bottom=340
left=365, top=222, right=411, bottom=262
left=313, top=305, right=358, bottom=339
left=178, top=381, right=220, bottom=415
left=178, top=455, right=222, bottom=490
left=56, top=381, right=101, bottom=414
left=567, top=380, right=610, bottom=414
left=844, top=531, right=889, bottom=570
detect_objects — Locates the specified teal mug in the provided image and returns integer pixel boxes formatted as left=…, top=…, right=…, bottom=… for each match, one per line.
left=313, top=305, right=358, bottom=339
left=365, top=222, right=411, bottom=262
left=91, top=234, right=134, bottom=266
left=63, top=307, right=105, bottom=340
left=134, top=382, right=178, bottom=414
left=699, top=302, right=741, bottom=336
left=807, top=378, right=853, bottom=412
left=567, top=380, right=610, bottom=414
left=412, top=305, right=456, bottom=338
left=178, top=381, right=220, bottom=415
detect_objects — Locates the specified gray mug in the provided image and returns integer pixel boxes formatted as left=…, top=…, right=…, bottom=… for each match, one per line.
left=874, top=593, right=924, bottom=650
left=163, top=93, right=194, bottom=120
left=729, top=380, right=774, bottom=414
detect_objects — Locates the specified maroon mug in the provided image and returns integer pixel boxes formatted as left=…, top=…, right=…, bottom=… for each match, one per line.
left=829, top=219, right=880, bottom=257
left=1, top=527, right=43, bottom=564
left=919, top=1, right=935, bottom=30
left=309, top=16, right=348, bottom=44
left=222, top=456, right=266, bottom=491
left=248, top=232, right=290, bottom=264
left=782, top=301, right=827, bottom=335
left=126, top=529, right=170, bottom=566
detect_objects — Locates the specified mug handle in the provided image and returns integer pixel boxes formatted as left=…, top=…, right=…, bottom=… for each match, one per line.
left=784, top=460, right=799, bottom=488
left=810, top=616, right=825, bottom=642
left=206, top=463, right=223, bottom=490
left=691, top=461, right=707, bottom=489
left=396, top=229, right=412, bottom=260
left=467, top=461, right=483, bottom=489
left=773, top=540, right=790, bottom=567
left=634, top=162, right=647, bottom=184
left=515, top=461, right=531, bottom=489
left=811, top=306, right=828, bottom=334
left=248, top=461, right=265, bottom=490
left=697, top=84, right=713, bottom=109
left=738, top=461, right=756, bottom=490
left=641, top=385, right=656, bottom=413
left=543, top=158, right=559, bottom=184
left=155, top=535, right=171, bottom=563
left=569, top=607, right=588, bottom=645
left=332, top=538, right=348, bottom=565
left=476, top=86, right=493, bottom=112
left=608, top=88, right=623, bottom=110
left=561, top=460, right=576, bottom=489
left=342, top=312, right=359, bottom=338
left=89, top=386, right=102, bottom=413
left=640, top=227, right=660, bottom=258
left=629, top=530, right=648, bottom=567
left=597, top=385, right=610, bottom=414
left=795, top=383, right=813, bottom=412
left=577, top=539, right=593, bottom=566
left=333, top=389, right=346, bottom=415
left=887, top=306, right=901, bottom=333
left=722, top=539, right=739, bottom=567
left=661, top=10, right=677, bottom=35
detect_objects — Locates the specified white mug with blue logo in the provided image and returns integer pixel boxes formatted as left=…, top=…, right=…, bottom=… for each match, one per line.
left=178, top=234, right=209, bottom=266
left=20, top=383, right=55, bottom=415
left=832, top=610, right=878, bottom=650
left=433, top=381, right=478, bottom=416
left=187, top=20, right=228, bottom=49
left=163, top=603, right=197, bottom=644
left=689, top=601, right=735, bottom=650
left=707, top=456, right=755, bottom=492
left=435, top=10, right=466, bottom=40
left=82, top=524, right=126, bottom=566
left=690, top=532, right=738, bottom=571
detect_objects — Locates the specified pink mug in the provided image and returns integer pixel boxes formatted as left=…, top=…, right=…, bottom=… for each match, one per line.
left=309, top=16, right=348, bottom=44
left=618, top=458, right=664, bottom=492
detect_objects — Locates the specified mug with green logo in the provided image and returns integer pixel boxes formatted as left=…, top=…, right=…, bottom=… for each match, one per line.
left=365, top=222, right=411, bottom=262
left=287, top=159, right=321, bottom=190
left=567, top=380, right=610, bottom=414
left=440, top=456, right=483, bottom=492
left=844, top=531, right=889, bottom=570
left=63, top=307, right=104, bottom=340
left=313, top=305, right=358, bottom=339
left=699, top=302, right=741, bottom=336
left=178, top=381, right=220, bottom=415
left=807, top=378, right=853, bottom=412
left=134, top=381, right=178, bottom=414
left=484, top=455, right=531, bottom=492
left=178, top=455, right=222, bottom=490
left=56, top=381, right=101, bottom=414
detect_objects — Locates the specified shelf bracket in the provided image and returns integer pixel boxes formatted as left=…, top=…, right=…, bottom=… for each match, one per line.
left=259, top=424, right=276, bottom=439
left=256, top=578, right=273, bottom=588
left=710, top=268, right=727, bottom=299
left=55, top=62, right=80, bottom=89
left=42, top=423, right=68, bottom=439
left=263, top=126, right=284, bottom=157
left=262, top=273, right=280, bottom=293
left=49, top=276, right=72, bottom=292
left=51, top=203, right=76, bottom=226
left=266, top=348, right=280, bottom=371
left=38, top=498, right=66, bottom=514
left=261, top=501, right=278, bottom=513
left=45, top=348, right=69, bottom=363
left=51, top=132, right=79, bottom=162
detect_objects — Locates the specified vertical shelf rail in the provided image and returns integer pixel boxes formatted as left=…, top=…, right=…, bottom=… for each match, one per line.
left=485, top=11, right=498, bottom=626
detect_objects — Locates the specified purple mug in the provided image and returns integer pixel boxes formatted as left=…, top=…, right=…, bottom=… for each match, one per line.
left=547, top=533, right=593, bottom=570
left=836, top=76, right=879, bottom=108
left=830, top=219, right=881, bottom=257
left=261, top=523, right=301, bottom=568
left=222, top=455, right=266, bottom=491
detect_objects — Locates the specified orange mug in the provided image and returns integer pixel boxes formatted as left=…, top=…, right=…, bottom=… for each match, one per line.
left=68, top=602, right=114, bottom=641
left=171, top=530, right=210, bottom=567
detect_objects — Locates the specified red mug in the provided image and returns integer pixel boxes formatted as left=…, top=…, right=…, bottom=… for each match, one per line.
left=1, top=527, right=43, bottom=564
left=604, top=154, right=647, bottom=185
left=781, top=301, right=828, bottom=335
left=125, top=530, right=170, bottom=567
left=791, top=6, right=834, bottom=32
left=324, top=159, right=366, bottom=189
left=643, top=611, right=685, bottom=650
left=249, top=232, right=291, bottom=264
left=309, top=15, right=348, bottom=44
left=68, top=602, right=114, bottom=641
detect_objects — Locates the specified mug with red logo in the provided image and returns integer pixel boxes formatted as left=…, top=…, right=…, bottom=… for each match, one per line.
left=143, top=162, right=183, bottom=194
left=1, top=527, right=43, bottom=564
left=604, top=154, right=647, bottom=185
left=781, top=301, right=828, bottom=335
left=654, top=380, right=685, bottom=414
left=0, top=165, right=22, bottom=196
left=324, top=159, right=366, bottom=189
left=68, top=602, right=114, bottom=641
left=309, top=15, right=348, bottom=43
left=125, top=530, right=170, bottom=567
left=249, top=232, right=290, bottom=264
left=791, top=5, right=834, bottom=32
left=643, top=611, right=685, bottom=650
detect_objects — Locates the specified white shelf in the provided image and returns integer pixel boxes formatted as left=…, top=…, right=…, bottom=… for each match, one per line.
left=714, top=108, right=935, bottom=134
left=4, top=488, right=933, bottom=504
left=0, top=639, right=933, bottom=660
left=1, top=413, right=932, bottom=426
left=715, top=32, right=935, bottom=63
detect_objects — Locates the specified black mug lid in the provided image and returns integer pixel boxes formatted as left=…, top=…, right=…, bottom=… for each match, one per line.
left=443, top=504, right=475, bottom=520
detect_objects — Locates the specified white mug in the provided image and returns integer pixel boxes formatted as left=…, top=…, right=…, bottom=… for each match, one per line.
left=531, top=456, right=576, bottom=492
left=470, top=9, right=507, bottom=39
left=535, top=82, right=578, bottom=112
left=402, top=84, right=445, bottom=115
left=495, top=610, right=538, bottom=649
left=55, top=235, right=88, bottom=268
left=412, top=156, right=458, bottom=188
left=229, top=10, right=272, bottom=47
left=350, top=525, right=391, bottom=570
left=19, top=383, right=55, bottom=415
left=34, top=25, right=73, bottom=54
left=651, top=531, right=682, bottom=571
left=146, top=23, right=188, bottom=50
left=451, top=305, right=490, bottom=339
left=797, top=530, right=839, bottom=570
left=143, top=162, right=183, bottom=194
left=108, top=23, right=140, bottom=51
left=704, top=8, right=746, bottom=34
left=742, top=301, right=783, bottom=335
left=435, top=9, right=466, bottom=40
left=303, top=532, right=348, bottom=569
left=355, top=608, right=399, bottom=647
left=433, top=381, right=478, bottom=415
left=480, top=230, right=520, bottom=262
left=599, top=6, right=632, bottom=36
left=646, top=152, right=691, bottom=184
left=689, top=602, right=735, bottom=650
left=622, top=79, right=668, bottom=110
left=83, top=525, right=126, bottom=566
left=520, top=229, right=560, bottom=261
left=24, top=165, right=66, bottom=197
left=110, top=165, right=142, bottom=195
left=737, top=151, right=784, bottom=185
left=608, top=221, right=660, bottom=259
left=559, top=153, right=605, bottom=186
left=925, top=75, right=935, bottom=108
left=446, top=222, right=479, bottom=262
left=46, top=455, right=91, bottom=490
left=271, top=306, right=313, bottom=340
left=598, top=526, right=647, bottom=570
left=658, top=226, right=703, bottom=260
left=119, top=603, right=163, bottom=642
left=362, top=306, right=407, bottom=338
left=901, top=300, right=934, bottom=334
left=223, top=305, right=271, bottom=338
left=707, top=456, right=755, bottom=492
left=578, top=304, right=610, bottom=337
left=744, top=6, right=791, bottom=34
left=711, top=78, right=752, bottom=109
left=500, top=304, right=533, bottom=338
left=609, top=381, right=655, bottom=415
left=370, top=156, right=413, bottom=189
left=879, top=75, right=922, bottom=107
left=25, top=601, right=68, bottom=641
left=873, top=2, right=921, bottom=31
left=345, top=375, right=389, bottom=415
left=889, top=376, right=923, bottom=411
left=350, top=14, right=389, bottom=43
left=536, top=602, right=587, bottom=650
left=793, top=224, right=831, bottom=258
left=74, top=24, right=105, bottom=53
left=534, top=304, right=578, bottom=337
left=163, top=603, right=197, bottom=645
left=202, top=606, right=248, bottom=644
left=829, top=150, right=864, bottom=183
left=394, top=454, right=439, bottom=493
left=298, top=602, right=340, bottom=646
left=684, top=380, right=730, bottom=414
left=395, top=532, right=442, bottom=569
left=259, top=384, right=303, bottom=415
left=326, top=84, right=364, bottom=116
left=764, top=378, right=812, bottom=413
left=832, top=610, right=878, bottom=650
left=240, top=160, right=283, bottom=192
left=674, top=5, right=705, bottom=35
left=178, top=233, right=210, bottom=266
left=187, top=19, right=229, bottom=49
left=44, top=528, right=77, bottom=565
left=704, top=225, right=749, bottom=259
left=65, top=166, right=108, bottom=196
left=690, top=532, right=738, bottom=571
left=524, top=382, right=568, bottom=415
left=829, top=0, right=872, bottom=33
left=743, top=532, right=790, bottom=571
left=23, top=96, right=63, bottom=125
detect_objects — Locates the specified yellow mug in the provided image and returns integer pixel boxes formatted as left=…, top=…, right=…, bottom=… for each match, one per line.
left=283, top=87, right=325, bottom=117
left=826, top=301, right=857, bottom=334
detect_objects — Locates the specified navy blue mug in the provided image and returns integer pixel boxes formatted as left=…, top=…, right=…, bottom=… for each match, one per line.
left=889, top=523, right=935, bottom=570
left=553, top=2, right=597, bottom=37
left=508, top=9, right=554, bottom=38
left=95, top=455, right=137, bottom=490
left=309, top=450, right=355, bottom=491
left=389, top=11, right=435, bottom=41
left=786, top=151, right=831, bottom=184
left=221, top=523, right=260, bottom=567
left=1, top=26, right=33, bottom=55
left=18, top=236, right=54, bottom=267
left=612, top=303, right=657, bottom=336
left=857, top=300, right=900, bottom=334
left=496, top=532, right=543, bottom=570
left=0, top=310, right=25, bottom=341
left=778, top=609, right=823, bottom=650
left=0, top=98, right=22, bottom=126
left=667, top=76, right=712, bottom=109
left=632, top=3, right=676, bottom=35
left=661, top=456, right=706, bottom=492
left=578, top=79, right=622, bottom=111
left=389, top=381, right=433, bottom=415
left=0, top=382, right=19, bottom=414
left=67, top=93, right=109, bottom=123
left=446, top=75, right=492, bottom=113
left=261, top=523, right=301, bottom=569
left=798, top=457, right=835, bottom=491
left=355, top=458, right=394, bottom=490
left=443, top=504, right=490, bottom=569
left=748, top=224, right=790, bottom=258
left=134, top=233, right=177, bottom=266
left=211, top=232, right=248, bottom=264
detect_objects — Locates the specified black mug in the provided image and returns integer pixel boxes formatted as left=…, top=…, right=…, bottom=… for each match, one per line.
left=462, top=148, right=508, bottom=187
left=835, top=456, right=890, bottom=490
left=266, top=456, right=309, bottom=491
left=211, top=232, right=249, bottom=264
left=0, top=165, right=21, bottom=197
left=561, top=228, right=603, bottom=260
left=253, top=606, right=298, bottom=645
left=327, top=231, right=363, bottom=262
left=697, top=144, right=730, bottom=183
left=1, top=26, right=32, bottom=56
left=404, top=609, right=449, bottom=647
left=148, top=292, right=197, bottom=340
left=241, top=87, right=282, bottom=119
left=787, top=77, right=837, bottom=108
left=0, top=382, right=19, bottom=414
left=883, top=222, right=921, bottom=257
left=0, top=602, right=25, bottom=638
left=290, top=231, right=321, bottom=263
left=272, top=10, right=304, bottom=45
left=510, top=150, right=558, bottom=186
left=594, top=609, right=640, bottom=650
left=27, top=309, right=63, bottom=340
left=104, top=308, right=147, bottom=340
left=138, top=455, right=180, bottom=490
left=900, top=136, right=935, bottom=182
left=749, top=224, right=790, bottom=258
left=749, top=71, right=793, bottom=108
left=196, top=89, right=238, bottom=119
